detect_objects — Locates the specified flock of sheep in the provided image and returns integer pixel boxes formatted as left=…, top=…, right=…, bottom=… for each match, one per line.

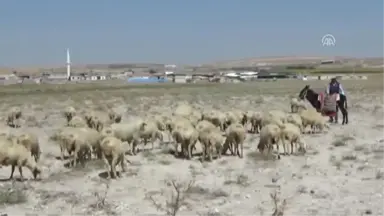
left=0, top=97, right=331, bottom=180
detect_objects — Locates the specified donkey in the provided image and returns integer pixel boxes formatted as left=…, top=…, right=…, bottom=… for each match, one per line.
left=298, top=85, right=348, bottom=124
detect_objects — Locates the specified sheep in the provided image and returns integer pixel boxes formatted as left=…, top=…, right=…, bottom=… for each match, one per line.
left=67, top=115, right=88, bottom=128
left=6, top=107, right=22, bottom=128
left=101, top=120, right=144, bottom=155
left=100, top=136, right=128, bottom=179
left=138, top=120, right=164, bottom=150
left=224, top=111, right=243, bottom=129
left=195, top=120, right=217, bottom=133
left=202, top=110, right=226, bottom=131
left=63, top=106, right=76, bottom=123
left=222, top=123, right=246, bottom=158
left=62, top=132, right=93, bottom=167
left=257, top=123, right=282, bottom=159
left=261, top=113, right=284, bottom=129
left=14, top=132, right=41, bottom=162
left=173, top=103, right=193, bottom=118
left=171, top=125, right=199, bottom=159
left=268, top=110, right=287, bottom=123
left=0, top=139, right=41, bottom=181
left=108, top=110, right=122, bottom=123
left=198, top=127, right=225, bottom=161
left=249, top=111, right=263, bottom=133
left=286, top=113, right=303, bottom=132
left=85, top=111, right=112, bottom=132
left=50, top=127, right=94, bottom=164
left=290, top=98, right=307, bottom=113
left=299, top=109, right=329, bottom=133
left=280, top=123, right=307, bottom=155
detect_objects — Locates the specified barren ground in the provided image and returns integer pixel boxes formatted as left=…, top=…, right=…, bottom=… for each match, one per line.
left=0, top=77, right=383, bottom=216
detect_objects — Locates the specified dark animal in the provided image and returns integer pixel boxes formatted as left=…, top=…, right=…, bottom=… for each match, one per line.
left=299, top=85, right=348, bottom=124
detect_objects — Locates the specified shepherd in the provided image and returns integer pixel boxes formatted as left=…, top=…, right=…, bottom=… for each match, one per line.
left=298, top=79, right=349, bottom=125
left=325, top=78, right=349, bottom=124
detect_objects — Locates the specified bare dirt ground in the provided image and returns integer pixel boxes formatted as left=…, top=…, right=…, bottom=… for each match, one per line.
left=0, top=77, right=383, bottom=216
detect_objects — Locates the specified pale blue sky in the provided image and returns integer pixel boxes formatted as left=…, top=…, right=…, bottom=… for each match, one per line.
left=0, top=0, right=382, bottom=66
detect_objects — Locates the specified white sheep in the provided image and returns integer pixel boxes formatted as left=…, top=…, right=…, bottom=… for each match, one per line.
left=0, top=139, right=42, bottom=180
left=286, top=113, right=303, bottom=132
left=222, top=123, right=246, bottom=158
left=139, top=120, right=164, bottom=150
left=261, top=113, right=284, bottom=129
left=101, top=120, right=144, bottom=155
left=67, top=115, right=88, bottom=128
left=257, top=123, right=282, bottom=159
left=290, top=98, right=307, bottom=113
left=198, top=127, right=225, bottom=161
left=14, top=132, right=41, bottom=162
left=280, top=123, right=307, bottom=155
left=202, top=110, right=226, bottom=131
left=50, top=127, right=93, bottom=165
left=173, top=103, right=193, bottom=118
left=63, top=106, right=76, bottom=123
left=195, top=120, right=217, bottom=133
left=6, top=107, right=22, bottom=128
left=84, top=110, right=112, bottom=132
left=100, top=136, right=128, bottom=179
left=249, top=111, right=263, bottom=133
left=299, top=109, right=329, bottom=133
left=172, top=125, right=199, bottom=159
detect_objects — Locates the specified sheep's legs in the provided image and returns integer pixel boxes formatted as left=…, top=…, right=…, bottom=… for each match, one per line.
left=202, top=144, right=207, bottom=161
left=120, top=155, right=126, bottom=173
left=18, top=166, right=24, bottom=181
left=111, top=157, right=118, bottom=178
left=9, top=165, right=16, bottom=179
left=101, top=153, right=111, bottom=179
left=238, top=142, right=244, bottom=158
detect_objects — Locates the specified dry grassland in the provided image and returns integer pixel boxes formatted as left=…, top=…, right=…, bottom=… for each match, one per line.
left=0, top=75, right=383, bottom=216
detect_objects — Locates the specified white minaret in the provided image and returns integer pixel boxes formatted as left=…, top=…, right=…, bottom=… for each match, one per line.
left=66, top=48, right=71, bottom=80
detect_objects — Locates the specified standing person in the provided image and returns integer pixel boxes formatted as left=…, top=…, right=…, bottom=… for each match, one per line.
left=325, top=78, right=346, bottom=123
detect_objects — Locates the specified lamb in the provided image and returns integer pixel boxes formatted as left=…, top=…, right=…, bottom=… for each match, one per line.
left=257, top=123, right=282, bottom=159
left=100, top=136, right=128, bottom=179
left=286, top=113, right=303, bottom=132
left=63, top=106, right=76, bottom=123
left=280, top=123, right=307, bottom=155
left=171, top=125, right=199, bottom=159
left=14, top=132, right=41, bottom=162
left=268, top=110, right=287, bottom=123
left=290, top=98, right=307, bottom=113
left=249, top=111, right=263, bottom=133
left=0, top=139, right=41, bottom=180
left=222, top=123, right=246, bottom=158
left=198, top=127, right=225, bottom=161
left=6, top=107, right=22, bottom=128
left=67, top=115, right=88, bottom=128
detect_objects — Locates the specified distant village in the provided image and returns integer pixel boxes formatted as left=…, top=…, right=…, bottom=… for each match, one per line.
left=0, top=50, right=371, bottom=85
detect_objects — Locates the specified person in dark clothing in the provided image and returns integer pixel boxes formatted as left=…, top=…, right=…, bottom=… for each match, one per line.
left=326, top=78, right=345, bottom=96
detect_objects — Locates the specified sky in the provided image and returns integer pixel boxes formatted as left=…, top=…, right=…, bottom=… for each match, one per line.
left=0, top=0, right=383, bottom=66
